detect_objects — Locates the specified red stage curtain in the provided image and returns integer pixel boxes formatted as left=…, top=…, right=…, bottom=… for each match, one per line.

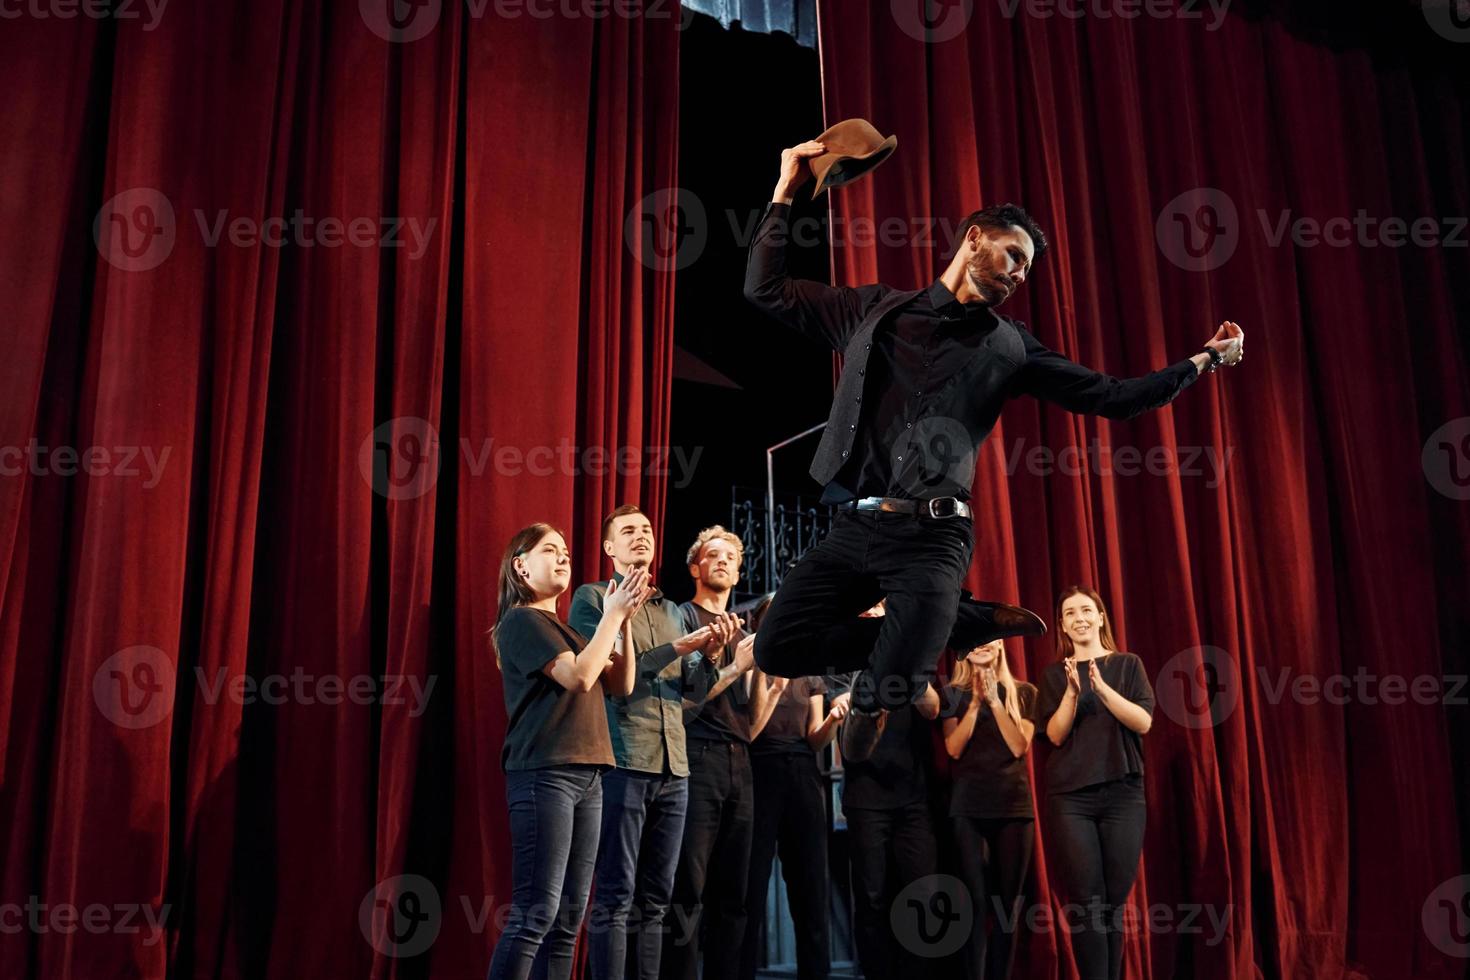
left=0, top=3, right=677, bottom=978
left=817, top=2, right=1469, bottom=978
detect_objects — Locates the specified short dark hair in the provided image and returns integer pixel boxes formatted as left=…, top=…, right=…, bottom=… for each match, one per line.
left=956, top=203, right=1048, bottom=261
left=601, top=504, right=646, bottom=542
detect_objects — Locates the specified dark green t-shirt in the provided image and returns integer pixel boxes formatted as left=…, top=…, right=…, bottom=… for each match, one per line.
left=496, top=607, right=616, bottom=772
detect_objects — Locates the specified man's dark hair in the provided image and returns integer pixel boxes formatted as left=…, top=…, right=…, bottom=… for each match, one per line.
left=955, top=203, right=1048, bottom=261
left=601, top=504, right=646, bottom=542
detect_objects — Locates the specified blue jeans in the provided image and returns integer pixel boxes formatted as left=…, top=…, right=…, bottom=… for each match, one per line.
left=487, top=766, right=603, bottom=980
left=588, top=768, right=689, bottom=980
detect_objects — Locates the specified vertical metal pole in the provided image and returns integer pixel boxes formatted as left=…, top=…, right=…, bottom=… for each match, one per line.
left=764, top=422, right=827, bottom=592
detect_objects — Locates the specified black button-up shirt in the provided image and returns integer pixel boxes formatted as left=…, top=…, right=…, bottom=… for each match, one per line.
left=743, top=203, right=1203, bottom=501
left=831, top=279, right=1008, bottom=501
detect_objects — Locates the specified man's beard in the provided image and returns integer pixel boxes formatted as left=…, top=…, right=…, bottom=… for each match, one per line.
left=968, top=263, right=1001, bottom=305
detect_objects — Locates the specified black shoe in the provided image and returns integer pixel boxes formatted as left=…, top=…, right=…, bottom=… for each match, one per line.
left=840, top=706, right=887, bottom=763
left=948, top=590, right=1046, bottom=651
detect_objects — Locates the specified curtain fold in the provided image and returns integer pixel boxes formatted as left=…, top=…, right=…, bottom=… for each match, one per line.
left=818, top=2, right=1469, bottom=977
left=0, top=2, right=679, bottom=977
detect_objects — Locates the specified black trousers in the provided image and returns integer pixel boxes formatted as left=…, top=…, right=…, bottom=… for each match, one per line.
left=740, top=752, right=831, bottom=980
left=845, top=799, right=939, bottom=979
left=1043, top=776, right=1147, bottom=980
left=951, top=816, right=1034, bottom=980
left=753, top=510, right=974, bottom=711
left=665, top=739, right=754, bottom=980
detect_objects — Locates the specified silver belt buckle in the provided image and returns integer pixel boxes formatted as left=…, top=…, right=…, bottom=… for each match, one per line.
left=926, top=497, right=957, bottom=518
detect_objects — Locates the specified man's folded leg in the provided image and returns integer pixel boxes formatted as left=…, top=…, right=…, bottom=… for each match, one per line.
left=752, top=514, right=883, bottom=678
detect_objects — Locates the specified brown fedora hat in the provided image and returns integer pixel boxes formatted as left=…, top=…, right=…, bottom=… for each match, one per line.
left=809, top=118, right=898, bottom=197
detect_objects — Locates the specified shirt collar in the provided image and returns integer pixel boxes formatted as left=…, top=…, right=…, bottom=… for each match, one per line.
left=927, top=278, right=996, bottom=321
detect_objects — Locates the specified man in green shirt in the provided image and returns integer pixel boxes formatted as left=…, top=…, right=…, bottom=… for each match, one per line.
left=571, top=505, right=738, bottom=980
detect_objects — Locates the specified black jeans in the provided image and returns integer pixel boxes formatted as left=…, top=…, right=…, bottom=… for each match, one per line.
left=1043, top=776, right=1147, bottom=980
left=951, top=816, right=1034, bottom=980
left=665, top=739, right=754, bottom=980
left=588, top=769, right=689, bottom=980
left=846, top=799, right=939, bottom=978
left=741, top=751, right=831, bottom=980
left=753, top=510, right=974, bottom=711
left=487, top=766, right=603, bottom=980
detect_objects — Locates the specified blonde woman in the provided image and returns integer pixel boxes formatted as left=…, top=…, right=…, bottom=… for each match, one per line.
left=943, top=638, right=1038, bottom=980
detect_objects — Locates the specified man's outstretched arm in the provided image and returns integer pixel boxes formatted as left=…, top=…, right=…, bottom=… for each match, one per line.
left=743, top=140, right=886, bottom=351
left=1011, top=320, right=1244, bottom=419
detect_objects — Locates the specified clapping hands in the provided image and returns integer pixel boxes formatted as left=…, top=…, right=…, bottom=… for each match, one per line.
left=603, top=567, right=654, bottom=621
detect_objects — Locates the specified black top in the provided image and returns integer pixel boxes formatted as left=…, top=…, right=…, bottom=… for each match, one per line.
left=829, top=280, right=1005, bottom=502
left=681, top=602, right=753, bottom=744
left=944, top=682, right=1038, bottom=819
left=495, top=607, right=616, bottom=772
left=1035, top=652, right=1154, bottom=794
left=743, top=202, right=1203, bottom=501
left=841, top=695, right=931, bottom=811
left=751, top=676, right=826, bottom=757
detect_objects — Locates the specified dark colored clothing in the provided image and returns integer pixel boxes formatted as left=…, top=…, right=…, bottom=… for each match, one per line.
left=681, top=601, right=753, bottom=744
left=952, top=816, right=1034, bottom=980
left=842, top=698, right=933, bottom=811
left=946, top=682, right=1039, bottom=819
left=1035, top=653, right=1155, bottom=794
left=741, top=751, right=831, bottom=980
left=665, top=740, right=754, bottom=980
left=495, top=607, right=615, bottom=771
left=588, top=769, right=688, bottom=980
left=743, top=202, right=1203, bottom=500
left=750, top=675, right=825, bottom=757
left=835, top=280, right=1000, bottom=501
left=846, top=800, right=938, bottom=978
left=570, top=579, right=718, bottom=776
left=486, top=766, right=603, bottom=980
left=1044, top=775, right=1148, bottom=980
left=752, top=509, right=973, bottom=710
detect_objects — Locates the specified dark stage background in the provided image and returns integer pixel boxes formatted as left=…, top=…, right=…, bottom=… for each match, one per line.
left=1, top=1, right=1468, bottom=979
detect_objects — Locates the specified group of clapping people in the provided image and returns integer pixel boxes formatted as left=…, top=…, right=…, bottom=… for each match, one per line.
left=487, top=505, right=1157, bottom=980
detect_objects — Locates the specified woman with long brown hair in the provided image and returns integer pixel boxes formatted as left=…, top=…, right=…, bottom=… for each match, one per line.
left=486, top=523, right=652, bottom=980
left=1034, top=586, right=1155, bottom=980
left=942, top=638, right=1038, bottom=980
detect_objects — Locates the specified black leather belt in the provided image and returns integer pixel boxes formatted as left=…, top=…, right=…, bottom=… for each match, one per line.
left=850, top=495, right=971, bottom=519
